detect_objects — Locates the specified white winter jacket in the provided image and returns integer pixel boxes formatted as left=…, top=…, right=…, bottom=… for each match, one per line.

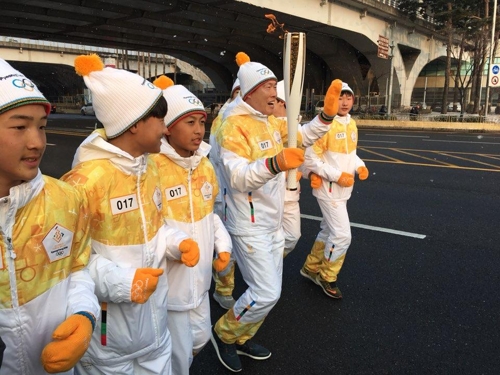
left=151, top=140, right=232, bottom=311
left=62, top=130, right=189, bottom=367
left=215, top=96, right=331, bottom=236
left=0, top=171, right=99, bottom=375
left=301, top=115, right=366, bottom=201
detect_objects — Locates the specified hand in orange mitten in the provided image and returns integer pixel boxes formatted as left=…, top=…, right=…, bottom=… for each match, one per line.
left=321, top=79, right=343, bottom=120
left=131, top=268, right=164, bottom=304
left=357, top=166, right=369, bottom=180
left=309, top=172, right=322, bottom=189
left=213, top=252, right=231, bottom=272
left=179, top=239, right=200, bottom=267
left=41, top=313, right=94, bottom=373
left=266, top=148, right=305, bottom=174
left=337, top=172, right=354, bottom=187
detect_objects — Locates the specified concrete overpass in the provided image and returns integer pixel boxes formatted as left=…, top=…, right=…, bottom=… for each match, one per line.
left=0, top=0, right=450, bottom=107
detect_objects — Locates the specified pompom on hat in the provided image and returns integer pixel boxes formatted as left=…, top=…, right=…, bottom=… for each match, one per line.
left=153, top=75, right=206, bottom=128
left=0, top=58, right=51, bottom=115
left=74, top=54, right=163, bottom=139
left=235, top=52, right=277, bottom=100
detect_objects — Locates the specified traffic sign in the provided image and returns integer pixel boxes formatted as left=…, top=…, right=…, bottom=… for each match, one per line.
left=490, top=64, right=500, bottom=87
left=377, top=35, right=390, bottom=59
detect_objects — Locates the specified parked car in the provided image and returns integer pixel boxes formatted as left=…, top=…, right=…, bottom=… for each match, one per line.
left=447, top=102, right=461, bottom=112
left=50, top=103, right=56, bottom=114
left=80, top=103, right=95, bottom=116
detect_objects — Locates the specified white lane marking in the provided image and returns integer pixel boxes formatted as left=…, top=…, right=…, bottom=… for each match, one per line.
left=300, top=214, right=426, bottom=239
left=366, top=134, right=430, bottom=138
left=358, top=140, right=397, bottom=143
left=47, top=143, right=56, bottom=146
left=423, top=139, right=500, bottom=145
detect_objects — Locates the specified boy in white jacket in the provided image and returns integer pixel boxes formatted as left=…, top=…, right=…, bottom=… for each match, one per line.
left=0, top=58, right=99, bottom=374
left=299, top=82, right=369, bottom=299
left=151, top=76, right=232, bottom=375
left=62, top=54, right=200, bottom=375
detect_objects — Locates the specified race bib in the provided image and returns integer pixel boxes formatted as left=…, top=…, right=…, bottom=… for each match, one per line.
left=42, top=224, right=73, bottom=262
left=258, top=140, right=272, bottom=151
left=336, top=132, right=346, bottom=140
left=110, top=194, right=139, bottom=215
left=165, top=184, right=187, bottom=201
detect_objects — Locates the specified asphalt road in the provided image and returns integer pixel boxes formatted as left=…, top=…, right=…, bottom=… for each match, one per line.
left=43, top=116, right=500, bottom=374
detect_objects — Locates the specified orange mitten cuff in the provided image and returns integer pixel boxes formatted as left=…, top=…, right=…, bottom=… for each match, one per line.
left=266, top=148, right=305, bottom=174
left=337, top=172, right=354, bottom=187
left=320, top=79, right=343, bottom=121
left=41, top=314, right=93, bottom=373
left=357, top=166, right=369, bottom=180
left=213, top=252, right=231, bottom=272
left=179, top=239, right=200, bottom=267
left=131, top=268, right=164, bottom=304
left=310, top=172, right=322, bottom=189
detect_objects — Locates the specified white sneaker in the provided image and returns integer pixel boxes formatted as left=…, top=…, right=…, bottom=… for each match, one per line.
left=213, top=292, right=236, bottom=309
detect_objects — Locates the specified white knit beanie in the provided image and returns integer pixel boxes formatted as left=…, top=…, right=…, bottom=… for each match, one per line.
left=0, top=58, right=51, bottom=115
left=235, top=52, right=277, bottom=100
left=341, top=82, right=354, bottom=95
left=153, top=75, right=206, bottom=128
left=231, top=78, right=241, bottom=98
left=74, top=54, right=163, bottom=139
left=276, top=80, right=285, bottom=102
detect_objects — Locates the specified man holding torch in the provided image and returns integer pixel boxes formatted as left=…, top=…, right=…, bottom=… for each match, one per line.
left=210, top=51, right=342, bottom=372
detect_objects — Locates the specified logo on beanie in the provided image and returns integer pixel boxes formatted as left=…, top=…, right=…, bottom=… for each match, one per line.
left=12, top=78, right=36, bottom=91
left=141, top=78, right=155, bottom=90
left=257, top=68, right=272, bottom=76
left=188, top=97, right=203, bottom=106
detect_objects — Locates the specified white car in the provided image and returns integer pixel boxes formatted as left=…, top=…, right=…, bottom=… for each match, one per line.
left=80, top=103, right=95, bottom=116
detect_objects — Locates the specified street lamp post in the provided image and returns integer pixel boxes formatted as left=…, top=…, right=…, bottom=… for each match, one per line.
left=484, top=0, right=498, bottom=115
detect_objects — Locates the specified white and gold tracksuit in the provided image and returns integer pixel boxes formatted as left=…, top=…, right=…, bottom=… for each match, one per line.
left=300, top=114, right=366, bottom=282
left=0, top=171, right=99, bottom=375
left=213, top=96, right=331, bottom=344
left=151, top=140, right=232, bottom=375
left=62, top=130, right=190, bottom=375
left=209, top=102, right=237, bottom=296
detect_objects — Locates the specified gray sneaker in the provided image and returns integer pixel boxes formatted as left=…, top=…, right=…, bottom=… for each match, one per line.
left=213, top=292, right=236, bottom=309
left=300, top=266, right=319, bottom=285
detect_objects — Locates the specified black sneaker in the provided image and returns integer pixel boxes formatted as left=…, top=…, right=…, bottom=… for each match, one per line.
left=236, top=341, right=271, bottom=360
left=316, top=274, right=343, bottom=299
left=210, top=327, right=242, bottom=372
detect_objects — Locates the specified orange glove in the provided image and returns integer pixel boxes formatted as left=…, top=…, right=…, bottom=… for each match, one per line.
left=321, top=79, right=343, bottom=121
left=337, top=172, right=354, bottom=187
left=179, top=239, right=200, bottom=267
left=131, top=268, right=164, bottom=304
left=41, top=313, right=94, bottom=373
left=309, top=172, right=322, bottom=189
left=266, top=148, right=305, bottom=174
left=213, top=252, right=231, bottom=272
left=357, top=166, right=369, bottom=180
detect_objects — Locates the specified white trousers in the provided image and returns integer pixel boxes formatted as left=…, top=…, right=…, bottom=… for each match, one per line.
left=75, top=334, right=171, bottom=375
left=317, top=198, right=352, bottom=262
left=167, top=295, right=211, bottom=375
left=231, top=229, right=285, bottom=323
left=283, top=198, right=301, bottom=257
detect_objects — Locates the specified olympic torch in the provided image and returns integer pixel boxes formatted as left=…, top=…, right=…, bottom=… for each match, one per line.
left=283, top=32, right=306, bottom=190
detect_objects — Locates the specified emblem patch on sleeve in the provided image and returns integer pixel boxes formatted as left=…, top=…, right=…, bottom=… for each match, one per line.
left=42, top=224, right=73, bottom=262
